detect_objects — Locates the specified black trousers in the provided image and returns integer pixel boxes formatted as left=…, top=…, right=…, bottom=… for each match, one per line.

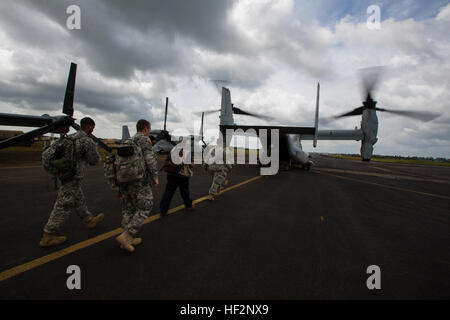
left=160, top=173, right=193, bottom=214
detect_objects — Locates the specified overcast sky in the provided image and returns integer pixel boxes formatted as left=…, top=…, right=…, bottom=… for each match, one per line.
left=0, top=0, right=449, bottom=157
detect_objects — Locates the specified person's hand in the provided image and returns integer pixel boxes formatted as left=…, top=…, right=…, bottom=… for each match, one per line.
left=153, top=178, right=159, bottom=187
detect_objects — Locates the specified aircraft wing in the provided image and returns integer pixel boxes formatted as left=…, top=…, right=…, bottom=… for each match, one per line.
left=220, top=125, right=315, bottom=135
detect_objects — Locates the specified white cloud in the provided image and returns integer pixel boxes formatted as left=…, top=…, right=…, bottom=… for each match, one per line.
left=0, top=0, right=448, bottom=158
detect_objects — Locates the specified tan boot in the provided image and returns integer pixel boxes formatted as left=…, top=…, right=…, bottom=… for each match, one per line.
left=116, top=231, right=135, bottom=252
left=131, top=237, right=142, bottom=246
left=120, top=237, right=142, bottom=249
left=86, top=213, right=104, bottom=229
left=39, top=232, right=67, bottom=247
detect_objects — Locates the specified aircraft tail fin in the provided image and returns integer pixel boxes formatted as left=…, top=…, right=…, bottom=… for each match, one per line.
left=220, top=87, right=234, bottom=126
left=122, top=125, right=130, bottom=140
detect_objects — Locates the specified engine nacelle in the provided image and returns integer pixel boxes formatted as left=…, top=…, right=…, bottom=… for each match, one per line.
left=360, top=108, right=378, bottom=161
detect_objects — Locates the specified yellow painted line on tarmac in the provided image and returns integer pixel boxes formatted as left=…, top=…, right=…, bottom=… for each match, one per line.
left=317, top=171, right=450, bottom=200
left=0, top=175, right=263, bottom=283
left=0, top=228, right=122, bottom=282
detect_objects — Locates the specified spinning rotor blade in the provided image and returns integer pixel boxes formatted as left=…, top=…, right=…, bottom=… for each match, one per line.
left=231, top=106, right=273, bottom=120
left=63, top=63, right=77, bottom=117
left=376, top=108, right=441, bottom=122
left=71, top=123, right=112, bottom=153
left=328, top=106, right=364, bottom=121
left=194, top=105, right=272, bottom=120
left=360, top=66, right=383, bottom=99
left=325, top=67, right=441, bottom=125
left=193, top=109, right=221, bottom=116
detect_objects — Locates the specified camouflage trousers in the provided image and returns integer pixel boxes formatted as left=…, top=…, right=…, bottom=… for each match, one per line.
left=209, top=165, right=231, bottom=195
left=44, top=179, right=93, bottom=234
left=119, top=181, right=154, bottom=235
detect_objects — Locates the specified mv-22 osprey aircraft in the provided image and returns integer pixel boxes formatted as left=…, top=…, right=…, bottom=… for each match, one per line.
left=206, top=67, right=440, bottom=170
left=119, top=96, right=176, bottom=153
left=0, top=63, right=112, bottom=152
left=0, top=61, right=204, bottom=154
left=121, top=96, right=205, bottom=154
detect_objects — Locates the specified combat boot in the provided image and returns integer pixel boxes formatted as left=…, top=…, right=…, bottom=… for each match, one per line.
left=185, top=202, right=195, bottom=211
left=86, top=213, right=104, bottom=229
left=120, top=237, right=142, bottom=249
left=222, top=179, right=228, bottom=189
left=116, top=231, right=135, bottom=252
left=131, top=237, right=142, bottom=246
left=39, top=232, right=67, bottom=247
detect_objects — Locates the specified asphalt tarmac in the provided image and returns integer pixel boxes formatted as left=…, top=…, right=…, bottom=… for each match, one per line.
left=0, top=154, right=449, bottom=299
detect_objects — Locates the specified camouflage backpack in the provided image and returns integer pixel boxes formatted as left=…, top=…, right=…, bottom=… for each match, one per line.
left=111, top=139, right=146, bottom=184
left=42, top=135, right=76, bottom=183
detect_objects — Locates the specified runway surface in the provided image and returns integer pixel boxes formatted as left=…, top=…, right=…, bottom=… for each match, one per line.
left=0, top=154, right=449, bottom=299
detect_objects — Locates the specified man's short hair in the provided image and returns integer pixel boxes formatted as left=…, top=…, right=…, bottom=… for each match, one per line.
left=136, top=119, right=150, bottom=132
left=80, top=117, right=95, bottom=129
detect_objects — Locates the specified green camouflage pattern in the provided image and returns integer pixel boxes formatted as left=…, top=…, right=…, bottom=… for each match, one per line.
left=43, top=130, right=100, bottom=234
left=117, top=132, right=159, bottom=235
left=209, top=165, right=231, bottom=195
left=103, top=154, right=117, bottom=189
left=119, top=180, right=153, bottom=235
left=115, top=140, right=146, bottom=183
left=132, top=132, right=159, bottom=184
left=72, top=130, right=101, bottom=179
left=44, top=179, right=93, bottom=233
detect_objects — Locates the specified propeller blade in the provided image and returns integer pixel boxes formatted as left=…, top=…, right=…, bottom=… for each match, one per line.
left=63, top=62, right=77, bottom=117
left=329, top=106, right=365, bottom=121
left=71, top=123, right=112, bottom=153
left=163, top=97, right=168, bottom=131
left=0, top=123, right=56, bottom=150
left=0, top=115, right=76, bottom=150
left=232, top=106, right=273, bottom=120
left=200, top=112, right=207, bottom=147
left=360, top=66, right=383, bottom=99
left=376, top=108, right=441, bottom=122
left=193, top=109, right=221, bottom=116
left=194, top=105, right=273, bottom=120
left=200, top=112, right=204, bottom=138
left=0, top=113, right=53, bottom=127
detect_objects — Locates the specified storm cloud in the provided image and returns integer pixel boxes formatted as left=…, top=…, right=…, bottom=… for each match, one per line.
left=0, top=0, right=448, bottom=157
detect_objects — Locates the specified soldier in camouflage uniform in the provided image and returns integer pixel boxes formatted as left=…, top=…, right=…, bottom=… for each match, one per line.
left=204, top=139, right=233, bottom=201
left=40, top=117, right=104, bottom=247
left=116, top=119, right=159, bottom=253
